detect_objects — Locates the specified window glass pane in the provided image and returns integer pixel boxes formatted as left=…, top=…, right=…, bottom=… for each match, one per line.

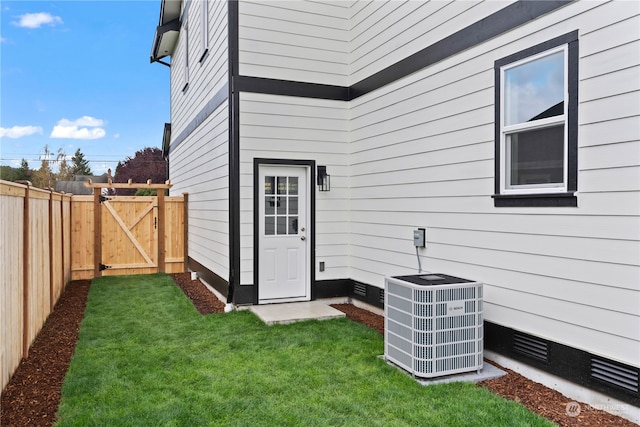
left=289, top=177, right=298, bottom=195
left=264, top=217, right=275, bottom=235
left=277, top=217, right=287, bottom=235
left=276, top=196, right=286, bottom=215
left=289, top=197, right=298, bottom=215
left=504, top=51, right=564, bottom=125
left=507, top=125, right=564, bottom=187
left=289, top=217, right=298, bottom=234
left=277, top=177, right=287, bottom=194
left=265, top=196, right=275, bottom=215
left=265, top=176, right=275, bottom=195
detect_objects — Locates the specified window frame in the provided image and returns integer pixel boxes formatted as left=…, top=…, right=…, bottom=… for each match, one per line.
left=493, top=31, right=578, bottom=207
left=199, top=0, right=209, bottom=63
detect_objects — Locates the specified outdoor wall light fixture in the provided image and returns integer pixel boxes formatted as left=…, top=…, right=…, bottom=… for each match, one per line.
left=317, top=166, right=330, bottom=192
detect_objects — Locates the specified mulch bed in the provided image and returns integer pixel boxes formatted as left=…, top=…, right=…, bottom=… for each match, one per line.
left=1, top=274, right=635, bottom=426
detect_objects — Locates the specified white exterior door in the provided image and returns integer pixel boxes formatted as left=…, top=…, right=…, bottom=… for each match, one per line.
left=258, top=165, right=310, bottom=303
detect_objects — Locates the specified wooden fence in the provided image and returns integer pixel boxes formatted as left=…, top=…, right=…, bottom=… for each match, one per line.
left=1, top=180, right=186, bottom=391
left=1, top=181, right=72, bottom=391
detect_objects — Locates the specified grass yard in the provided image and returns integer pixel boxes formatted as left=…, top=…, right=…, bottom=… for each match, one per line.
left=56, top=274, right=553, bottom=426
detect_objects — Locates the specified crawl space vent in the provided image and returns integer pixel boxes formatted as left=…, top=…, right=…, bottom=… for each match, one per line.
left=353, top=283, right=367, bottom=297
left=591, top=357, right=639, bottom=393
left=513, top=333, right=548, bottom=362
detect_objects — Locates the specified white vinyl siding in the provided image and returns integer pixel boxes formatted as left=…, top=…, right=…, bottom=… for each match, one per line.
left=171, top=0, right=228, bottom=139
left=169, top=103, right=230, bottom=280
left=348, top=1, right=639, bottom=366
left=347, top=0, right=513, bottom=85
left=238, top=0, right=350, bottom=85
left=169, top=0, right=230, bottom=280
left=238, top=92, right=349, bottom=285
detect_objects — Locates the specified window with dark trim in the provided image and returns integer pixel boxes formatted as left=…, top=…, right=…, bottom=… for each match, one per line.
left=199, top=0, right=209, bottom=63
left=182, top=6, right=189, bottom=93
left=493, top=31, right=578, bottom=207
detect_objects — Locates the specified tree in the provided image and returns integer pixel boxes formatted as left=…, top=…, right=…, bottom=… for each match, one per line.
left=31, top=145, right=55, bottom=189
left=18, top=159, right=31, bottom=181
left=71, top=148, right=92, bottom=176
left=113, top=147, right=167, bottom=196
left=56, top=148, right=73, bottom=182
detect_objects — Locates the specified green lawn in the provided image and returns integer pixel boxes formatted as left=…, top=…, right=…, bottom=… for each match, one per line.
left=56, top=274, right=552, bottom=426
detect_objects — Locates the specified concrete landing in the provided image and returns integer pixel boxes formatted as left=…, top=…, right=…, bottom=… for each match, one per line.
left=249, top=301, right=346, bottom=325
left=384, top=358, right=506, bottom=385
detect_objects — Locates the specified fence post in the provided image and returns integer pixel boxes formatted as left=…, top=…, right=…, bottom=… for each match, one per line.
left=49, top=190, right=55, bottom=311
left=93, top=188, right=101, bottom=278
left=22, top=183, right=30, bottom=357
left=183, top=192, right=188, bottom=272
left=157, top=191, right=165, bottom=273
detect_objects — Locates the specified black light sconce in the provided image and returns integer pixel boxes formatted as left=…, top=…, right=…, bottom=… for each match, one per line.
left=317, top=166, right=330, bottom=192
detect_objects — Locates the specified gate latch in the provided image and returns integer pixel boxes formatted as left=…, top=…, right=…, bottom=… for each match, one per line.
left=99, top=195, right=111, bottom=203
left=99, top=263, right=112, bottom=271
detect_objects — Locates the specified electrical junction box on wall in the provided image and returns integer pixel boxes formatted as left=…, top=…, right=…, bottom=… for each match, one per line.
left=384, top=273, right=483, bottom=378
left=413, top=228, right=425, bottom=247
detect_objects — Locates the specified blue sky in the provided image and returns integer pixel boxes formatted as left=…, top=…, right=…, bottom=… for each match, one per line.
left=1, top=1, right=169, bottom=175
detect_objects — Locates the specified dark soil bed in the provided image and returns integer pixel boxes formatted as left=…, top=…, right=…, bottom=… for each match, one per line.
left=1, top=274, right=634, bottom=426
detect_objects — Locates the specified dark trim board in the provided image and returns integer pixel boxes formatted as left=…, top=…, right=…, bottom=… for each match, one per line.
left=485, top=322, right=640, bottom=406
left=228, top=0, right=240, bottom=304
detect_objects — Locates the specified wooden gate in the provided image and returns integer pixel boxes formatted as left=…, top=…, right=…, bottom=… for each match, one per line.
left=70, top=179, right=187, bottom=280
left=100, top=196, right=158, bottom=274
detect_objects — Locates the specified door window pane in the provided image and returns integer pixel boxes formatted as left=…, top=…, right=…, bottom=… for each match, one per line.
left=289, top=197, right=298, bottom=215
left=277, top=217, right=287, bottom=235
left=276, top=196, right=286, bottom=215
left=265, top=217, right=275, bottom=235
left=289, top=217, right=298, bottom=234
left=265, top=196, right=275, bottom=215
left=289, top=177, right=298, bottom=195
left=507, top=125, right=564, bottom=187
left=504, top=51, right=564, bottom=126
left=265, top=176, right=275, bottom=195
left=277, top=177, right=287, bottom=194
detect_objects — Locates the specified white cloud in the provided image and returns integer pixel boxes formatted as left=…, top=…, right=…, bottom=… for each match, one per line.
left=0, top=125, right=43, bottom=138
left=50, top=116, right=106, bottom=140
left=12, top=12, right=63, bottom=29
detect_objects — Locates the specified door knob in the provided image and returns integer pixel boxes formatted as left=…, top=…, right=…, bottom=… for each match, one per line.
left=301, top=236, right=306, bottom=241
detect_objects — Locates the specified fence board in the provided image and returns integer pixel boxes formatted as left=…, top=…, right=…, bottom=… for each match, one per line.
left=0, top=181, right=72, bottom=391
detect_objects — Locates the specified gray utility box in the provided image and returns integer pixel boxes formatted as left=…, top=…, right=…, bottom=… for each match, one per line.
left=384, top=274, right=483, bottom=378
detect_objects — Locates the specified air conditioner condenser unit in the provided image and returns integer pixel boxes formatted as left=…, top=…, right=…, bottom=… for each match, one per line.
left=384, top=274, right=483, bottom=378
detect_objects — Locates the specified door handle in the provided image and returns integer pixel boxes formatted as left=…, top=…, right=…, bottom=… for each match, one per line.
left=300, top=236, right=306, bottom=241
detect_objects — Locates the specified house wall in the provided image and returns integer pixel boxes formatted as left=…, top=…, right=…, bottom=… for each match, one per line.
left=347, top=0, right=513, bottom=85
left=348, top=0, right=640, bottom=367
left=168, top=0, right=231, bottom=281
left=238, top=0, right=350, bottom=86
left=238, top=92, right=350, bottom=286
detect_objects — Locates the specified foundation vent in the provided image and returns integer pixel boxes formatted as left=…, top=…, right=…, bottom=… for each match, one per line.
left=353, top=283, right=367, bottom=297
left=513, top=333, right=548, bottom=362
left=591, top=357, right=639, bottom=393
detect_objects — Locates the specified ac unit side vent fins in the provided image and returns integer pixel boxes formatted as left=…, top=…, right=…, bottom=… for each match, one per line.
left=591, top=357, right=639, bottom=393
left=379, top=289, right=385, bottom=305
left=513, top=333, right=548, bottom=362
left=353, top=283, right=366, bottom=297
